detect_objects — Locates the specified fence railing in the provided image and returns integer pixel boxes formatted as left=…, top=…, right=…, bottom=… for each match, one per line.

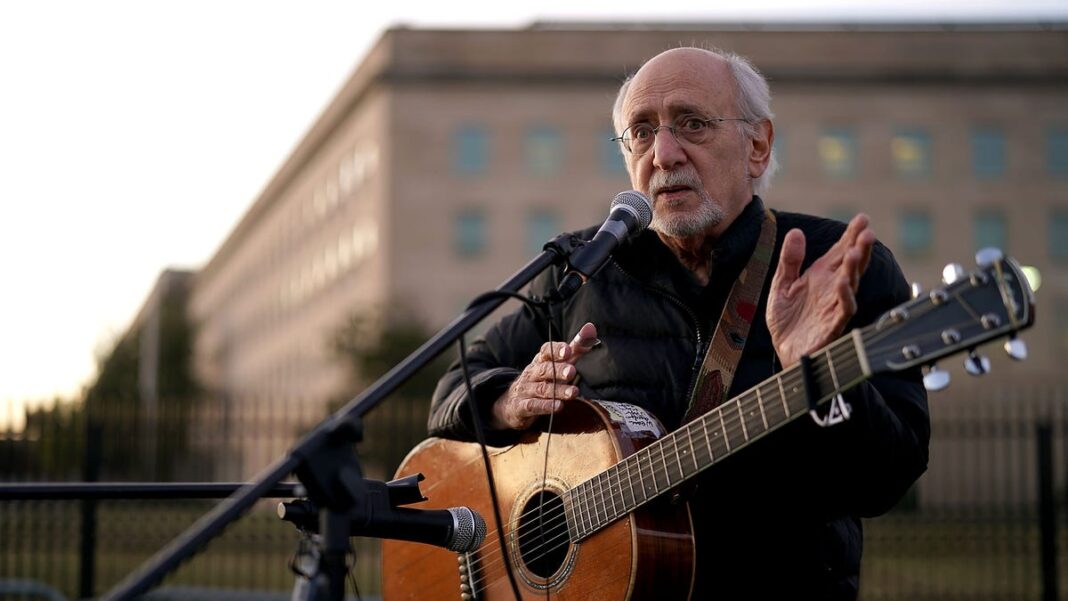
left=1, top=383, right=1065, bottom=600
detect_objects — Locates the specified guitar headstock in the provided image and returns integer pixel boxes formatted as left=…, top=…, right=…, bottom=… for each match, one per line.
left=864, top=250, right=1035, bottom=379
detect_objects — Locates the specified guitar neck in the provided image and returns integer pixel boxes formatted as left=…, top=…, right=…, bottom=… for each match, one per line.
left=562, top=330, right=871, bottom=542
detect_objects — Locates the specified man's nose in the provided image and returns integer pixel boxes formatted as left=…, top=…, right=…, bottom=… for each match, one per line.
left=651, top=127, right=687, bottom=171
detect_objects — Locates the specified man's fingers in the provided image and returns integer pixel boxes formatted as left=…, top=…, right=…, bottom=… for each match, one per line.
left=836, top=276, right=858, bottom=327
left=772, top=228, right=806, bottom=296
left=523, top=380, right=578, bottom=399
left=536, top=341, right=573, bottom=362
left=856, top=228, right=875, bottom=276
left=531, top=361, right=576, bottom=382
left=535, top=323, right=600, bottom=364
left=568, top=322, right=600, bottom=358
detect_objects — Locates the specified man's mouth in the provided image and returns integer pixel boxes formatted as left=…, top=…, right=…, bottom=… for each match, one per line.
left=659, top=185, right=690, bottom=194
left=654, top=185, right=693, bottom=200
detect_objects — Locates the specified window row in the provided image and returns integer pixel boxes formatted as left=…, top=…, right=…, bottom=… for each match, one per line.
left=455, top=125, right=626, bottom=176
left=453, top=124, right=1068, bottom=181
left=892, top=208, right=1068, bottom=261
left=453, top=207, right=1068, bottom=263
left=454, top=209, right=561, bottom=258
left=764, top=126, right=1068, bottom=180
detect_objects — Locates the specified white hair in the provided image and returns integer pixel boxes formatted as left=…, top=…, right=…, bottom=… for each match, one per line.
left=612, top=46, right=778, bottom=197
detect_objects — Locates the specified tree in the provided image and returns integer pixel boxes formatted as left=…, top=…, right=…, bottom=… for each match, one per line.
left=329, top=306, right=454, bottom=478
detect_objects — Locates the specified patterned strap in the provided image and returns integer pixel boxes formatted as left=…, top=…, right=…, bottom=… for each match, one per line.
left=683, top=209, right=778, bottom=423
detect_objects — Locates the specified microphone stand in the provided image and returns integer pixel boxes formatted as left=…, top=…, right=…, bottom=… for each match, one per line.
left=101, top=234, right=582, bottom=601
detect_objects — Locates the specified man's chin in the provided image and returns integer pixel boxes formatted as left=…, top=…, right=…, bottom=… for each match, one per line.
left=650, top=203, right=725, bottom=238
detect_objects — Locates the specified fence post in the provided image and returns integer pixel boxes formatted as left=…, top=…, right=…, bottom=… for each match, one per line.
left=78, top=420, right=101, bottom=599
left=1037, top=421, right=1058, bottom=601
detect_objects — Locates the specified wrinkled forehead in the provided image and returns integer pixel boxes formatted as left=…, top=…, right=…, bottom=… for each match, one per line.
left=622, top=49, right=736, bottom=125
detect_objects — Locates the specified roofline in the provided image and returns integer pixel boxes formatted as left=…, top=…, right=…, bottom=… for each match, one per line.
left=526, top=20, right=1068, bottom=32
left=195, top=23, right=1068, bottom=282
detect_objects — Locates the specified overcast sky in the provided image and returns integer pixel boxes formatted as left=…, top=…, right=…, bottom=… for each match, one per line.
left=1, top=1, right=1065, bottom=419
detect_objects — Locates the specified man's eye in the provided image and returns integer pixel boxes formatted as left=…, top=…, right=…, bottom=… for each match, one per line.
left=632, top=126, right=654, bottom=140
left=680, top=118, right=707, bottom=132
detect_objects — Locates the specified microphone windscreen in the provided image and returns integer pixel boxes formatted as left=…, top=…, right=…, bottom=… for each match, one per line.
left=610, top=190, right=653, bottom=230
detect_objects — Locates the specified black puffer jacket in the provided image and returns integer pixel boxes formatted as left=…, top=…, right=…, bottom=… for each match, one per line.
left=429, top=198, right=930, bottom=600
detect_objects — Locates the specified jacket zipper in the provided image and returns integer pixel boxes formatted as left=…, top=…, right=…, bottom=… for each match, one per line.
left=610, top=260, right=707, bottom=411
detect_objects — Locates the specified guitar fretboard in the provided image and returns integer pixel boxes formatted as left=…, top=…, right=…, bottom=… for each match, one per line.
left=560, top=331, right=869, bottom=542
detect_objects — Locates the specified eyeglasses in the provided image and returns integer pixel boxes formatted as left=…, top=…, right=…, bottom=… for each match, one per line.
left=612, top=116, right=749, bottom=156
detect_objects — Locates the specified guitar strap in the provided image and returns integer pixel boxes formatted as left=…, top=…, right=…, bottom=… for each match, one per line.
left=682, top=208, right=777, bottom=424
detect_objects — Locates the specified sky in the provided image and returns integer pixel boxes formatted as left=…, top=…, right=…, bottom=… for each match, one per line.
left=1, top=1, right=1065, bottom=421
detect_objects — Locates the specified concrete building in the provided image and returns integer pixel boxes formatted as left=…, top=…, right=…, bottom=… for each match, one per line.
left=180, top=23, right=1067, bottom=480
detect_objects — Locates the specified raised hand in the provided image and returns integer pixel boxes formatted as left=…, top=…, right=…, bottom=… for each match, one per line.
left=767, top=214, right=875, bottom=368
left=490, top=322, right=599, bottom=430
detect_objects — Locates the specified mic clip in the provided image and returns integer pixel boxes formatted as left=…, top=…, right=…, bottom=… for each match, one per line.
left=278, top=474, right=430, bottom=534
left=535, top=235, right=588, bottom=305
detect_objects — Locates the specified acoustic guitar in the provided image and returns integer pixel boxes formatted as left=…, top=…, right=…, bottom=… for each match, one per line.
left=382, top=253, right=1034, bottom=600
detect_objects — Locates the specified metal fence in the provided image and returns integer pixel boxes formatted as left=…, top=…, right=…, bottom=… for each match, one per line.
left=1, top=382, right=1065, bottom=600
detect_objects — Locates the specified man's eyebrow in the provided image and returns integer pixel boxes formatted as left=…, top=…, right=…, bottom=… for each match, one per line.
left=625, top=102, right=709, bottom=125
left=667, top=102, right=708, bottom=116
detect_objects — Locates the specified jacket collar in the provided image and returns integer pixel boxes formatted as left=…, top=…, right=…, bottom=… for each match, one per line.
left=614, top=195, right=766, bottom=292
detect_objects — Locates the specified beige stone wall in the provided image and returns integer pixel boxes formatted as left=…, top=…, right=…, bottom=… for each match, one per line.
left=181, top=25, right=1068, bottom=478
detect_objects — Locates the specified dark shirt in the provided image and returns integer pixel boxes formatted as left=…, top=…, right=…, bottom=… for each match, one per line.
left=429, top=197, right=930, bottom=599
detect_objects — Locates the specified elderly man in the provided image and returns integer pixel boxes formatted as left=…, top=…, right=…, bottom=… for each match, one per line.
left=429, top=47, right=929, bottom=600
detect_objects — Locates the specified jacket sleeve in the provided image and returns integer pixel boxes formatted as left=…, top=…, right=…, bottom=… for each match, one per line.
left=800, top=241, right=931, bottom=517
left=426, top=270, right=559, bottom=444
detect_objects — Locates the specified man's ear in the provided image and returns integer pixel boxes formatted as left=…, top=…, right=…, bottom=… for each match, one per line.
left=748, top=119, right=774, bottom=178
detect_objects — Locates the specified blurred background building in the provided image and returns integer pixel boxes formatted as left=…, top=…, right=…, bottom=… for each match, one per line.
left=177, top=23, right=1067, bottom=479
left=4, top=22, right=1066, bottom=601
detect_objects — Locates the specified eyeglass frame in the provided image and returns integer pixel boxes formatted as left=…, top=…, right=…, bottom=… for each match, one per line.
left=611, top=115, right=751, bottom=155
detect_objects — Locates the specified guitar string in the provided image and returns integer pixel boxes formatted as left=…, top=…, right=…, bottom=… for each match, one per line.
left=465, top=339, right=875, bottom=589
left=384, top=282, right=985, bottom=592
left=399, top=300, right=956, bottom=587
left=465, top=356, right=854, bottom=591
left=462, top=293, right=980, bottom=589
left=460, top=339, right=862, bottom=583
left=468, top=305, right=979, bottom=585
left=463, top=342, right=865, bottom=587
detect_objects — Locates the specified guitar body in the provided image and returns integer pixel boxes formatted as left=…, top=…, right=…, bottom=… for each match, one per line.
left=381, top=399, right=695, bottom=600
left=382, top=255, right=1035, bottom=600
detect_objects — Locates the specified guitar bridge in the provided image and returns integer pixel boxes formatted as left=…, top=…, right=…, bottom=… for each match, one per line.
left=457, top=551, right=481, bottom=600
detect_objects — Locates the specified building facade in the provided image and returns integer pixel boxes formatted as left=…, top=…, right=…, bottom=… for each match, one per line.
left=181, top=23, right=1067, bottom=479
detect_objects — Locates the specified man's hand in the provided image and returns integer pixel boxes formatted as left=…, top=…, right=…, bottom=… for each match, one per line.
left=490, top=322, right=599, bottom=430
left=767, top=214, right=875, bottom=368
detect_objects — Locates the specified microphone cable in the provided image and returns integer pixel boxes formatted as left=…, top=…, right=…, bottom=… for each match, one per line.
left=459, top=289, right=559, bottom=601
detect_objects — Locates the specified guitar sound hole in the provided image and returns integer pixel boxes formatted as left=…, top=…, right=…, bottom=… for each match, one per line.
left=516, top=491, right=568, bottom=578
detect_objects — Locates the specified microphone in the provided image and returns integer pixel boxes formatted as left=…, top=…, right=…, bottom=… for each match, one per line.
left=555, top=190, right=653, bottom=300
left=278, top=500, right=487, bottom=553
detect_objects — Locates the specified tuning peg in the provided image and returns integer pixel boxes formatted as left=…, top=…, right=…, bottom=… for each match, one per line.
left=1004, top=337, right=1028, bottom=361
left=923, top=365, right=951, bottom=391
left=964, top=351, right=991, bottom=376
left=975, top=247, right=1004, bottom=268
left=942, top=263, right=966, bottom=285
left=910, top=282, right=924, bottom=299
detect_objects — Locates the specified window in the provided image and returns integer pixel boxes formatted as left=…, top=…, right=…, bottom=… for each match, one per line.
left=892, top=129, right=932, bottom=179
left=818, top=128, right=857, bottom=179
left=973, top=210, right=1007, bottom=253
left=1049, top=209, right=1068, bottom=263
left=899, top=210, right=933, bottom=257
left=601, top=128, right=626, bottom=174
left=454, top=210, right=486, bottom=257
left=1055, top=297, right=1068, bottom=355
left=454, top=126, right=488, bottom=174
left=971, top=128, right=1005, bottom=179
left=525, top=126, right=562, bottom=176
left=1048, top=129, right=1068, bottom=178
left=526, top=211, right=560, bottom=255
